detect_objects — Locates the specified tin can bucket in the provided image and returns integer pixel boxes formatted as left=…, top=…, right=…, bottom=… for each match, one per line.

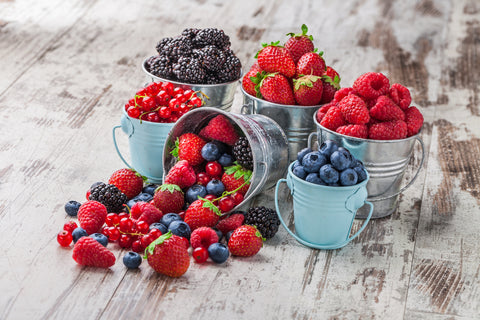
left=142, top=57, right=239, bottom=112
left=275, top=162, right=373, bottom=249
left=309, top=111, right=425, bottom=219
left=113, top=109, right=174, bottom=183
left=163, top=107, right=289, bottom=213
left=240, top=86, right=318, bottom=162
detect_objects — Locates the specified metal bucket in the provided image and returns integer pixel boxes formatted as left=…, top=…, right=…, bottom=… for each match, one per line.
left=240, top=86, right=319, bottom=162
left=142, top=57, right=239, bottom=112
left=163, top=107, right=289, bottom=213
left=309, top=111, right=425, bottom=219
left=113, top=110, right=175, bottom=183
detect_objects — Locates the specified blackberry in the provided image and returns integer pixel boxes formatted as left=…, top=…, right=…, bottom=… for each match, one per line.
left=233, top=137, right=253, bottom=170
left=205, top=72, right=221, bottom=84
left=182, top=28, right=201, bottom=39
left=147, top=55, right=174, bottom=79
left=216, top=50, right=241, bottom=83
left=194, top=28, right=231, bottom=49
left=89, top=183, right=127, bottom=213
left=160, top=36, right=193, bottom=62
left=173, top=56, right=206, bottom=84
left=193, top=45, right=226, bottom=72
left=155, top=37, right=173, bottom=54
left=244, top=206, right=280, bottom=239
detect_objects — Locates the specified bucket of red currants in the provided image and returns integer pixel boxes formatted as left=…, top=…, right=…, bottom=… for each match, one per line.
left=113, top=81, right=207, bottom=183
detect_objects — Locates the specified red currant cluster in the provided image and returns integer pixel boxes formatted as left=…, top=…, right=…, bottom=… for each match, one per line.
left=124, top=81, right=205, bottom=123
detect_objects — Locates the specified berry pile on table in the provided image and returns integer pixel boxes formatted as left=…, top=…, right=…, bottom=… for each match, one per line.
left=242, top=24, right=340, bottom=106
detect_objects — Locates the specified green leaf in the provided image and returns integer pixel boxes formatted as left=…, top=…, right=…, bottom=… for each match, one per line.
left=144, top=231, right=172, bottom=259
left=158, top=183, right=183, bottom=194
left=169, top=137, right=180, bottom=158
left=301, top=24, right=308, bottom=35
left=199, top=197, right=222, bottom=216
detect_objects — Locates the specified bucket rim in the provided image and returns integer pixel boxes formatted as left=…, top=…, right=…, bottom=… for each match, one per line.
left=122, top=109, right=177, bottom=128
left=241, top=85, right=322, bottom=109
left=287, top=161, right=370, bottom=190
left=142, top=56, right=242, bottom=88
left=313, top=109, right=422, bottom=144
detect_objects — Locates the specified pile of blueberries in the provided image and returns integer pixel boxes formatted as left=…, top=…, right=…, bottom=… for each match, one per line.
left=293, top=140, right=368, bottom=186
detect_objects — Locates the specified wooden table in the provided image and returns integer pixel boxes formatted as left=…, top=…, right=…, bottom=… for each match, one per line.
left=1, top=0, right=479, bottom=319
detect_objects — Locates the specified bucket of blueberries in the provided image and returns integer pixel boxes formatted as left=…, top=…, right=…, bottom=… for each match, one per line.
left=274, top=140, right=373, bottom=249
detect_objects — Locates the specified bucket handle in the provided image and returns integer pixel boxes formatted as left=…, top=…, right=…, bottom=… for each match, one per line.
left=368, top=137, right=425, bottom=202
left=274, top=178, right=373, bottom=250
left=307, top=132, right=317, bottom=149
left=112, top=125, right=134, bottom=170
left=240, top=102, right=254, bottom=115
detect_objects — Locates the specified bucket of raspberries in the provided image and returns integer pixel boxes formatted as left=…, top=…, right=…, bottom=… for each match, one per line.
left=274, top=140, right=373, bottom=250
left=312, top=72, right=426, bottom=219
left=241, top=24, right=341, bottom=161
left=143, top=27, right=242, bottom=111
left=113, top=81, right=206, bottom=183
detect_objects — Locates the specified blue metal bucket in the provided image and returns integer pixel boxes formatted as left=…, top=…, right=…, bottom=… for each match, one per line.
left=275, top=162, right=373, bottom=250
left=113, top=110, right=174, bottom=183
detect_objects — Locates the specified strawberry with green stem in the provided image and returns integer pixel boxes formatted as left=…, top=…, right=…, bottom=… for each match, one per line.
left=256, top=41, right=296, bottom=78
left=285, top=24, right=315, bottom=63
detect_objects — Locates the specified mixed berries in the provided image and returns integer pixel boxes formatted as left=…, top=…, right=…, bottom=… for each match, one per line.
left=242, top=24, right=340, bottom=106
left=124, top=81, right=206, bottom=123
left=317, top=72, right=424, bottom=140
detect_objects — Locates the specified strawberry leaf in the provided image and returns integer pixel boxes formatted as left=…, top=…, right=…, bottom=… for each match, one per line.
left=198, top=197, right=222, bottom=216
left=144, top=231, right=172, bottom=258
left=157, top=183, right=183, bottom=194
left=255, top=41, right=281, bottom=58
left=170, top=137, right=180, bottom=158
left=225, top=163, right=252, bottom=182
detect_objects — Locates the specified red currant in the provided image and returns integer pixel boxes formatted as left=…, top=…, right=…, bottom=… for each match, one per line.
left=145, top=82, right=160, bottom=96
left=196, top=172, right=211, bottom=186
left=136, top=89, right=147, bottom=97
left=173, top=87, right=184, bottom=96
left=119, top=218, right=134, bottom=233
left=127, top=106, right=141, bottom=119
left=101, top=226, right=109, bottom=237
left=189, top=96, right=203, bottom=108
left=118, top=234, right=133, bottom=248
left=161, top=82, right=174, bottom=95
left=231, top=192, right=244, bottom=205
left=108, top=227, right=121, bottom=241
left=193, top=247, right=209, bottom=263
left=218, top=196, right=236, bottom=212
left=131, top=239, right=144, bottom=253
left=204, top=194, right=216, bottom=203
left=136, top=220, right=150, bottom=234
left=63, top=221, right=78, bottom=233
left=179, top=103, right=189, bottom=114
left=146, top=112, right=160, bottom=123
left=149, top=228, right=162, bottom=240
left=86, top=190, right=91, bottom=200
left=178, top=211, right=186, bottom=220
left=206, top=161, right=223, bottom=177
left=57, top=230, right=73, bottom=247
left=156, top=90, right=170, bottom=104
left=159, top=106, right=172, bottom=119
left=118, top=212, right=129, bottom=220
left=140, top=234, right=154, bottom=247
left=105, top=213, right=120, bottom=227
left=169, top=115, right=179, bottom=123
left=168, top=98, right=179, bottom=110
left=175, top=94, right=188, bottom=103
left=183, top=89, right=194, bottom=99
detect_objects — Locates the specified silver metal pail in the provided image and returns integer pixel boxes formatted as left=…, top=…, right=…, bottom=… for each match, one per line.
left=163, top=107, right=289, bottom=214
left=240, top=86, right=319, bottom=162
left=309, top=110, right=425, bottom=219
left=142, top=57, right=239, bottom=112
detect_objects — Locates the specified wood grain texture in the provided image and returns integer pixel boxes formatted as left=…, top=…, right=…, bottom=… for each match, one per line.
left=0, top=0, right=479, bottom=319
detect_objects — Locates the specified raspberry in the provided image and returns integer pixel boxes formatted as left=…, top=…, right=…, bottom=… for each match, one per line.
left=333, top=87, right=356, bottom=103
left=320, top=106, right=346, bottom=131
left=369, top=95, right=405, bottom=121
left=338, top=94, right=370, bottom=124
left=315, top=101, right=336, bottom=123
left=389, top=83, right=411, bottom=110
left=190, top=227, right=219, bottom=249
left=353, top=72, right=390, bottom=100
left=216, top=213, right=245, bottom=234
left=405, top=106, right=424, bottom=136
left=78, top=201, right=108, bottom=235
left=336, top=124, right=368, bottom=139
left=368, top=120, right=407, bottom=140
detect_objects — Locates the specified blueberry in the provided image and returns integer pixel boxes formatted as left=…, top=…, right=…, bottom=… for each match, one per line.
left=168, top=220, right=191, bottom=240
left=305, top=173, right=326, bottom=185
left=319, top=164, right=340, bottom=184
left=137, top=192, right=153, bottom=202
left=126, top=198, right=140, bottom=210
left=72, top=227, right=88, bottom=243
left=225, top=230, right=234, bottom=243
left=142, top=184, right=158, bottom=196
left=65, top=200, right=81, bottom=217
left=350, top=158, right=364, bottom=169
left=292, top=165, right=307, bottom=179
left=218, top=153, right=234, bottom=167
left=206, top=179, right=225, bottom=197
left=123, top=251, right=142, bottom=269
left=353, top=166, right=367, bottom=183
left=337, top=147, right=353, bottom=162
left=297, top=147, right=313, bottom=163
left=150, top=222, right=168, bottom=234
left=340, top=168, right=358, bottom=186
left=201, top=141, right=226, bottom=161
left=208, top=243, right=229, bottom=264
left=89, top=233, right=108, bottom=247
left=213, top=228, right=223, bottom=242
left=90, top=181, right=104, bottom=190
left=186, top=184, right=207, bottom=204
left=330, top=150, right=352, bottom=171
left=160, top=213, right=182, bottom=227
left=301, top=151, right=327, bottom=173
left=319, top=140, right=338, bottom=158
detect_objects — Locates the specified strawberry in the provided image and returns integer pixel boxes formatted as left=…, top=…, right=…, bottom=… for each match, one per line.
left=72, top=237, right=115, bottom=268
left=320, top=106, right=346, bottom=131
left=164, top=160, right=196, bottom=189
left=190, top=227, right=219, bottom=249
left=184, top=199, right=221, bottom=230
left=78, top=200, right=108, bottom=235
left=338, top=94, right=370, bottom=125
left=170, top=133, right=207, bottom=166
left=216, top=213, right=245, bottom=235
left=256, top=42, right=296, bottom=78
left=369, top=95, right=405, bottom=121
left=336, top=124, right=368, bottom=139
left=285, top=24, right=315, bottom=63
left=368, top=120, right=407, bottom=140
left=296, top=52, right=326, bottom=77
left=221, top=164, right=252, bottom=196
left=108, top=168, right=146, bottom=199
left=145, top=232, right=190, bottom=277
left=199, top=115, right=240, bottom=146
left=293, top=75, right=323, bottom=106
left=153, top=184, right=184, bottom=214
left=131, top=201, right=163, bottom=225
left=257, top=73, right=295, bottom=105
left=319, top=66, right=341, bottom=104
left=405, top=106, right=424, bottom=137
left=228, top=225, right=264, bottom=257
left=242, top=67, right=264, bottom=97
